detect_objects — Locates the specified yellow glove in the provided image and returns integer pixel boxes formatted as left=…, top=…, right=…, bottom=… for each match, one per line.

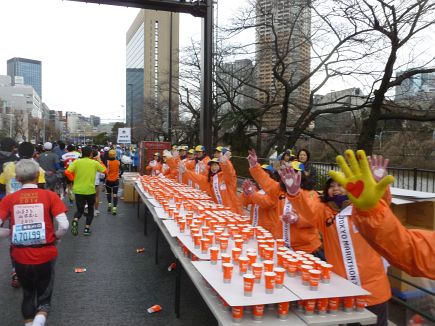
left=328, top=149, right=394, bottom=210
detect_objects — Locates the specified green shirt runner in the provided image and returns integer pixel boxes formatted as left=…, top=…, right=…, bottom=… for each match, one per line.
left=67, top=158, right=106, bottom=195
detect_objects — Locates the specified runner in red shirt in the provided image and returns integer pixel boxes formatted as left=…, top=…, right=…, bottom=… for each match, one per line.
left=0, top=159, right=69, bottom=326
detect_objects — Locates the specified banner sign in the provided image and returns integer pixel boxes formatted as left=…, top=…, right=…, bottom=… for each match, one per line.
left=117, top=128, right=131, bottom=144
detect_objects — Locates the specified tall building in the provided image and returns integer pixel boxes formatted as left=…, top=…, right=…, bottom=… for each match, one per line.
left=395, top=69, right=435, bottom=106
left=256, top=0, right=311, bottom=131
left=7, top=57, right=42, bottom=98
left=126, top=10, right=179, bottom=142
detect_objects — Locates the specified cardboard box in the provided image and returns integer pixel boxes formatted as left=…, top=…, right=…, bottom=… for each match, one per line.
left=123, top=182, right=138, bottom=203
left=391, top=204, right=407, bottom=225
left=405, top=201, right=435, bottom=230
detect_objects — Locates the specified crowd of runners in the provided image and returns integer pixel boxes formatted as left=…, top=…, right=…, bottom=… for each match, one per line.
left=0, top=139, right=433, bottom=326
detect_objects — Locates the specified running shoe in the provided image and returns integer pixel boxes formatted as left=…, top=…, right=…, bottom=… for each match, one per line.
left=112, top=207, right=117, bottom=215
left=107, top=203, right=112, bottom=212
left=84, top=228, right=92, bottom=236
left=71, top=219, right=79, bottom=236
left=94, top=209, right=100, bottom=217
left=11, top=272, right=20, bottom=288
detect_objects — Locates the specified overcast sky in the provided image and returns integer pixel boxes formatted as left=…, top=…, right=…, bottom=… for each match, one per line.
left=0, top=0, right=223, bottom=123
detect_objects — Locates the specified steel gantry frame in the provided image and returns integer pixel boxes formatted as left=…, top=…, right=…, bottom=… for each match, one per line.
left=66, top=0, right=213, bottom=151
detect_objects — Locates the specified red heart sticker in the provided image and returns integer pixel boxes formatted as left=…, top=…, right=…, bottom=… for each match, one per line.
left=346, top=180, right=364, bottom=198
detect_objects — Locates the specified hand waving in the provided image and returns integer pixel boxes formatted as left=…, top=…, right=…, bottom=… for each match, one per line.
left=328, top=150, right=394, bottom=210
left=247, top=149, right=258, bottom=168
left=241, top=179, right=256, bottom=196
left=278, top=166, right=301, bottom=196
left=368, top=154, right=389, bottom=182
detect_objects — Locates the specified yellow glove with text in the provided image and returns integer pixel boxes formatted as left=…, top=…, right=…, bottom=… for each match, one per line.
left=328, top=149, right=394, bottom=210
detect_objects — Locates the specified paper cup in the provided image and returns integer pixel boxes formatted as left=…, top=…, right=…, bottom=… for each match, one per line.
left=264, top=272, right=276, bottom=294
left=251, top=263, right=263, bottom=284
left=231, top=306, right=243, bottom=323
left=258, top=244, right=268, bottom=260
left=221, top=253, right=231, bottom=266
left=209, top=247, right=219, bottom=265
left=277, top=252, right=286, bottom=267
left=192, top=233, right=202, bottom=248
left=286, top=257, right=298, bottom=277
left=276, top=239, right=285, bottom=248
left=243, top=274, right=255, bottom=296
left=317, top=298, right=328, bottom=315
left=219, top=237, right=229, bottom=252
left=252, top=304, right=264, bottom=321
left=247, top=252, right=257, bottom=267
left=321, top=263, right=333, bottom=283
left=274, top=267, right=285, bottom=289
left=232, top=248, right=242, bottom=265
left=200, top=238, right=211, bottom=254
left=222, top=263, right=234, bottom=283
left=355, top=296, right=367, bottom=312
left=343, top=296, right=355, bottom=312
left=205, top=232, right=214, bottom=245
left=277, top=302, right=290, bottom=320
left=238, top=257, right=250, bottom=275
left=309, top=269, right=322, bottom=290
left=328, top=297, right=339, bottom=313
left=179, top=220, right=186, bottom=233
left=264, top=247, right=274, bottom=261
left=304, top=299, right=316, bottom=315
left=234, top=239, right=244, bottom=250
left=301, top=265, right=312, bottom=286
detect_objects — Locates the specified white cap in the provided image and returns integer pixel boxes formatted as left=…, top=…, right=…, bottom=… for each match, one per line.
left=104, top=147, right=110, bottom=151
left=43, top=142, right=53, bottom=150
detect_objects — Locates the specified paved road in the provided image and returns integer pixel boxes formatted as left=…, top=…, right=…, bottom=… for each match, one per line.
left=0, top=195, right=217, bottom=326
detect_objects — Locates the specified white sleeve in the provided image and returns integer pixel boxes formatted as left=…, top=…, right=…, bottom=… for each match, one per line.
left=55, top=213, right=69, bottom=239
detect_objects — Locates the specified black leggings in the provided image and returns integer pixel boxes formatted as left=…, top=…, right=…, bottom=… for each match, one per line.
left=105, top=180, right=119, bottom=207
left=15, top=259, right=56, bottom=320
left=74, top=194, right=96, bottom=226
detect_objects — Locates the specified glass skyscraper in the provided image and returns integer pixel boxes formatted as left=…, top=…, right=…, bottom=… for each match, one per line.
left=7, top=57, right=42, bottom=98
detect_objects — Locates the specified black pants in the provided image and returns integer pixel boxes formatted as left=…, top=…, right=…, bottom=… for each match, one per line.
left=15, top=259, right=56, bottom=320
left=74, top=194, right=96, bottom=226
left=105, top=180, right=119, bottom=207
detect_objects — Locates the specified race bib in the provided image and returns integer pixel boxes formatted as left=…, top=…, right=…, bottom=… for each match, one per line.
left=12, top=203, right=46, bottom=246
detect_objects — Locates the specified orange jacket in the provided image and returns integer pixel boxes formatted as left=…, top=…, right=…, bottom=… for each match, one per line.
left=249, top=165, right=321, bottom=253
left=106, top=159, right=120, bottom=182
left=242, top=189, right=278, bottom=235
left=354, top=202, right=435, bottom=279
left=185, top=156, right=210, bottom=190
left=185, top=160, right=243, bottom=215
left=146, top=160, right=162, bottom=176
left=289, top=190, right=391, bottom=306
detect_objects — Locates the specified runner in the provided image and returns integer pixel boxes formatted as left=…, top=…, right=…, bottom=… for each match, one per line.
left=0, top=159, right=69, bottom=326
left=61, top=144, right=80, bottom=207
left=38, top=142, right=61, bottom=195
left=65, top=146, right=107, bottom=236
left=105, top=149, right=121, bottom=215
left=93, top=150, right=104, bottom=217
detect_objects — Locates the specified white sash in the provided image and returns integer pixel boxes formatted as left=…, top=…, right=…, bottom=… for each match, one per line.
left=335, top=205, right=361, bottom=286
left=252, top=189, right=265, bottom=227
left=194, top=162, right=201, bottom=189
left=282, top=197, right=293, bottom=248
left=212, top=174, right=224, bottom=205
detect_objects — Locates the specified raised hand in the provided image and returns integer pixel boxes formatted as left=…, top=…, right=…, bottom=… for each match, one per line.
left=328, top=150, right=394, bottom=210
left=241, top=179, right=256, bottom=195
left=163, top=149, right=173, bottom=158
left=281, top=209, right=299, bottom=224
left=247, top=149, right=258, bottom=168
left=278, top=166, right=301, bottom=196
left=368, top=154, right=389, bottom=182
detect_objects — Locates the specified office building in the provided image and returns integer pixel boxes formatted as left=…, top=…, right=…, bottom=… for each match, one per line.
left=256, top=0, right=311, bottom=131
left=7, top=57, right=42, bottom=98
left=395, top=69, right=435, bottom=106
left=126, top=9, right=179, bottom=142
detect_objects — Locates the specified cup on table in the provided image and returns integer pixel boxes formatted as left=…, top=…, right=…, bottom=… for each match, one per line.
left=252, top=304, right=264, bottom=321
left=234, top=239, right=244, bottom=251
left=232, top=248, right=242, bottom=265
left=251, top=263, right=263, bottom=284
left=258, top=244, right=268, bottom=260
left=242, top=229, right=250, bottom=242
left=205, top=232, right=214, bottom=245
left=321, top=263, right=333, bottom=283
left=221, top=253, right=231, bottom=267
left=247, top=252, right=257, bottom=268
left=355, top=296, right=367, bottom=312
left=328, top=297, right=339, bottom=313
left=274, top=267, right=285, bottom=289
left=309, top=269, right=322, bottom=290
left=264, top=272, right=276, bottom=294
left=238, top=257, right=250, bottom=275
left=243, top=274, right=255, bottom=297
left=304, top=299, right=316, bottom=315
left=219, top=237, right=229, bottom=253
left=276, top=239, right=285, bottom=248
left=192, top=233, right=201, bottom=249
left=277, top=252, right=286, bottom=267
left=179, top=220, right=186, bottom=233
left=317, top=298, right=328, bottom=315
left=231, top=306, right=243, bottom=323
left=277, top=302, right=290, bottom=320
left=200, top=238, right=211, bottom=254
left=209, top=247, right=219, bottom=265
left=301, top=265, right=312, bottom=286
left=222, top=263, right=234, bottom=283
left=264, top=247, right=274, bottom=261
left=343, top=296, right=355, bottom=312
left=263, top=260, right=274, bottom=272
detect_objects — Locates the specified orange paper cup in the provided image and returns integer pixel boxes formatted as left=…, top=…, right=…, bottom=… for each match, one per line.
left=247, top=252, right=257, bottom=267
left=263, top=260, right=274, bottom=272
left=264, top=247, right=274, bottom=261
left=205, top=232, right=214, bottom=245
left=343, top=296, right=355, bottom=312
left=304, top=299, right=316, bottom=315
left=238, top=257, right=250, bottom=275
left=301, top=265, right=312, bottom=286
left=221, top=253, right=231, bottom=266
left=234, top=239, right=244, bottom=250
left=274, top=267, right=286, bottom=289
left=321, top=263, right=333, bottom=283
left=309, top=269, right=322, bottom=290
left=276, top=239, right=285, bottom=248
left=355, top=296, right=366, bottom=312
left=192, top=233, right=202, bottom=248
left=328, top=297, right=339, bottom=313
left=243, top=274, right=255, bottom=297
left=232, top=248, right=242, bottom=265
left=264, top=271, right=276, bottom=294
left=277, top=302, right=290, bottom=320
left=179, top=220, right=186, bottom=233
left=222, top=263, right=234, bottom=283
left=219, top=237, right=229, bottom=252
left=317, top=298, right=328, bottom=315
left=251, top=263, right=263, bottom=284
left=209, top=247, right=219, bottom=265
left=252, top=304, right=264, bottom=321
left=231, top=306, right=243, bottom=323
left=200, top=238, right=211, bottom=254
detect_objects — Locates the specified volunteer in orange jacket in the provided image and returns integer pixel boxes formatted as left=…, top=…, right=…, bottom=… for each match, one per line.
left=247, top=150, right=322, bottom=254
left=282, top=150, right=394, bottom=326
left=184, top=145, right=210, bottom=190
left=330, top=152, right=435, bottom=280
left=145, top=153, right=162, bottom=176
left=166, top=147, right=194, bottom=184
left=180, top=153, right=243, bottom=215
left=241, top=165, right=279, bottom=235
